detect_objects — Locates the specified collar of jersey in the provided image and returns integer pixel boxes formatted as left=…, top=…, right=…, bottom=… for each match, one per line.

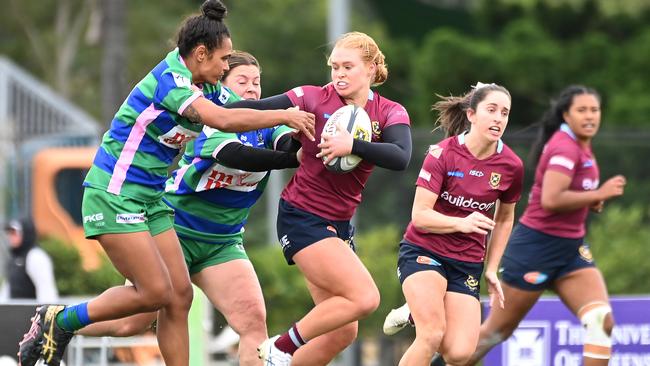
left=560, top=123, right=577, bottom=140
left=457, top=131, right=504, bottom=153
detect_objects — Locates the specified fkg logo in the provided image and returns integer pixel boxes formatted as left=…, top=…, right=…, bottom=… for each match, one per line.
left=84, top=213, right=104, bottom=223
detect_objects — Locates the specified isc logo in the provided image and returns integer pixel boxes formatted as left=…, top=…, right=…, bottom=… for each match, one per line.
left=83, top=213, right=104, bottom=223
left=469, top=170, right=484, bottom=177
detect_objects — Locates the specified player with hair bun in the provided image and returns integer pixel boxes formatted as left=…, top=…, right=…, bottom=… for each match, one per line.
left=226, top=31, right=412, bottom=366
left=16, top=1, right=314, bottom=365
left=387, top=83, right=523, bottom=366
left=76, top=50, right=297, bottom=366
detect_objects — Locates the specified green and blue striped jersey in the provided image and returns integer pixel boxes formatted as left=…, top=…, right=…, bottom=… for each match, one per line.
left=83, top=48, right=239, bottom=201
left=164, top=124, right=293, bottom=244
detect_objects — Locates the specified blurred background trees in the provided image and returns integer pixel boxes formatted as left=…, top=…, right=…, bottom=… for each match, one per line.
left=1, top=0, right=648, bottom=332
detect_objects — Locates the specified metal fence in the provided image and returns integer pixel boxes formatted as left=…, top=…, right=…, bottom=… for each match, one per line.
left=0, top=56, right=100, bottom=223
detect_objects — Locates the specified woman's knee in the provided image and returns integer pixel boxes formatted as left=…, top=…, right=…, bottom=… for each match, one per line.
left=135, top=279, right=173, bottom=311
left=443, top=349, right=474, bottom=366
left=228, top=301, right=267, bottom=336
left=170, top=279, right=194, bottom=311
left=352, top=283, right=380, bottom=318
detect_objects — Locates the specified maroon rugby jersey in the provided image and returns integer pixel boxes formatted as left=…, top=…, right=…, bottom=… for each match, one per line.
left=520, top=124, right=599, bottom=238
left=403, top=133, right=524, bottom=263
left=282, top=84, right=410, bottom=220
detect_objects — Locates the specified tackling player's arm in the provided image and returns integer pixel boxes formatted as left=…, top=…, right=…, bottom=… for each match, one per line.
left=183, top=96, right=315, bottom=140
left=215, top=134, right=300, bottom=172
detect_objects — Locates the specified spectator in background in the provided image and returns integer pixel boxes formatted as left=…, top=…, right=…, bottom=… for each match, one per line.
left=1, top=218, right=58, bottom=303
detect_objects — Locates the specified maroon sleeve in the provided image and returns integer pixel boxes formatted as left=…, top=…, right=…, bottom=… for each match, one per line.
left=544, top=140, right=581, bottom=177
left=383, top=100, right=411, bottom=129
left=284, top=85, right=321, bottom=112
left=415, top=144, right=447, bottom=195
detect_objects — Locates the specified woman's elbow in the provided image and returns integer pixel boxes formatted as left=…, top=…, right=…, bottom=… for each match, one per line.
left=411, top=212, right=427, bottom=231
left=387, top=153, right=410, bottom=171
left=540, top=197, right=559, bottom=212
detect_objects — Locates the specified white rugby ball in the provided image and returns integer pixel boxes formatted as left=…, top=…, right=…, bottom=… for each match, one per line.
left=321, top=104, right=372, bottom=173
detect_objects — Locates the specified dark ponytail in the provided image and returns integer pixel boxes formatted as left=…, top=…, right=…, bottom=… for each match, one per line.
left=432, top=83, right=511, bottom=137
left=529, top=85, right=600, bottom=165
left=177, top=0, right=230, bottom=57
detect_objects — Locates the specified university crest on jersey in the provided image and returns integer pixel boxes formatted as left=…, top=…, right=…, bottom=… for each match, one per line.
left=354, top=125, right=371, bottom=141
left=371, top=121, right=381, bottom=139
left=489, top=172, right=501, bottom=189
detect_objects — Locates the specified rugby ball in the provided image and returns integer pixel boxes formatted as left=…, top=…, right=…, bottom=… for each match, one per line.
left=321, top=104, right=372, bottom=173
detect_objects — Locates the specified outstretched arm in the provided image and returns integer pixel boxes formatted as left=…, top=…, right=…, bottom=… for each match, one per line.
left=183, top=96, right=314, bottom=140
left=215, top=141, right=299, bottom=172
left=224, top=94, right=294, bottom=110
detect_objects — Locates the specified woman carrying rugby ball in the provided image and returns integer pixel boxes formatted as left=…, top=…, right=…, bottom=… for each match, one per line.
left=227, top=31, right=412, bottom=366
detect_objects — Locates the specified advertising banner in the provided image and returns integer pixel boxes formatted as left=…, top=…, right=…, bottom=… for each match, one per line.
left=484, top=296, right=650, bottom=366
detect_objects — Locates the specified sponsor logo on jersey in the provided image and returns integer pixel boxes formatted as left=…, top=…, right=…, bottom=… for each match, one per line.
left=578, top=245, right=594, bottom=263
left=440, top=191, right=496, bottom=211
left=469, top=170, right=484, bottom=177
left=116, top=213, right=146, bottom=224
left=582, top=178, right=599, bottom=190
left=83, top=213, right=104, bottom=223
left=218, top=88, right=231, bottom=104
left=524, top=271, right=548, bottom=285
left=447, top=170, right=465, bottom=178
left=465, top=275, right=479, bottom=292
left=583, top=159, right=594, bottom=167
left=416, top=256, right=441, bottom=266
left=489, top=172, right=501, bottom=189
left=549, top=155, right=575, bottom=170
left=159, top=126, right=199, bottom=149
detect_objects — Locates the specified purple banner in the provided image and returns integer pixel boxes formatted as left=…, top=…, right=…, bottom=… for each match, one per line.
left=484, top=296, right=650, bottom=366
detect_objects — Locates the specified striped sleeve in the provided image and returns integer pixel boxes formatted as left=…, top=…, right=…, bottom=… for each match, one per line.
left=157, top=71, right=203, bottom=115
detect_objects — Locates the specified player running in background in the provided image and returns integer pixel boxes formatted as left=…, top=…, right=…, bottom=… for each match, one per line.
left=390, top=83, right=523, bottom=366
left=77, top=51, right=294, bottom=366
left=226, top=31, right=412, bottom=366
left=16, top=1, right=314, bottom=365
left=459, top=85, right=626, bottom=366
